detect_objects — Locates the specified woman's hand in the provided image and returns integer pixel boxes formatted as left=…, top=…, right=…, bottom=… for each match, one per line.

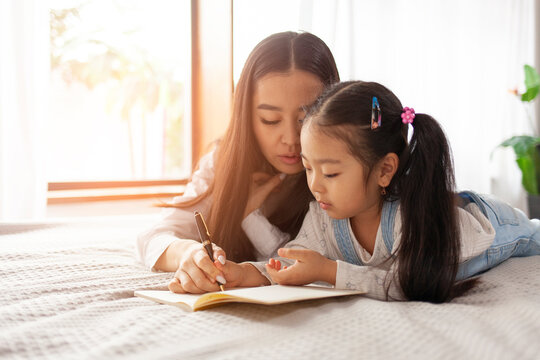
left=265, top=248, right=337, bottom=286
left=168, top=240, right=227, bottom=294
left=243, top=172, right=286, bottom=218
left=215, top=260, right=270, bottom=288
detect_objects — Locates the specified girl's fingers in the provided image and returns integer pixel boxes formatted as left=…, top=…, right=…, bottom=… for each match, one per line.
left=265, top=264, right=279, bottom=278
left=266, top=258, right=282, bottom=270
left=265, top=264, right=293, bottom=285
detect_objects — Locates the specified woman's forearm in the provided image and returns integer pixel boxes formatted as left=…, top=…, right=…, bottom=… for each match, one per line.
left=238, top=263, right=271, bottom=287
left=154, top=239, right=196, bottom=272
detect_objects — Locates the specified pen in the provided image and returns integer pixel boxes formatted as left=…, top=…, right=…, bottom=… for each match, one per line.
left=194, top=211, right=225, bottom=292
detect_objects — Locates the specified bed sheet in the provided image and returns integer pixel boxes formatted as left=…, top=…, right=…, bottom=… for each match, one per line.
left=1, top=217, right=539, bottom=359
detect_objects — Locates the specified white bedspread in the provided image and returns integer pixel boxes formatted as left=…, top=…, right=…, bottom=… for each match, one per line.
left=1, top=216, right=539, bottom=359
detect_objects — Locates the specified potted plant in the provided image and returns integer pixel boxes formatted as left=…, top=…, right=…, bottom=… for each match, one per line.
left=498, top=64, right=540, bottom=217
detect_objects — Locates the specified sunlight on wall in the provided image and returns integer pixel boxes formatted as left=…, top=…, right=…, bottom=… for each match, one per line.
left=233, top=0, right=302, bottom=85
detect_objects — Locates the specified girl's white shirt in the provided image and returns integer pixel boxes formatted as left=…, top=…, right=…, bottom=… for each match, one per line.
left=136, top=149, right=290, bottom=269
left=250, top=200, right=496, bottom=301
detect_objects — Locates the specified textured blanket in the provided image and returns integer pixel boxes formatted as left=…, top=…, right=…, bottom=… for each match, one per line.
left=1, top=216, right=539, bottom=359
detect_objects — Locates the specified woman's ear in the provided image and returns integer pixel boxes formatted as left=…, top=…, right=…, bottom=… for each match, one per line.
left=377, top=153, right=399, bottom=187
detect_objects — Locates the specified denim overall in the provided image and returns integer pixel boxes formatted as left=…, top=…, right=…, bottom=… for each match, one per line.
left=332, top=191, right=540, bottom=280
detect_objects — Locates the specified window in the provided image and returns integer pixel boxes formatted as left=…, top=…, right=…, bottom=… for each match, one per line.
left=47, top=0, right=191, bottom=201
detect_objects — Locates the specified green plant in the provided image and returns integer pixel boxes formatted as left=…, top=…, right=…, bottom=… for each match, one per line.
left=498, top=65, right=540, bottom=194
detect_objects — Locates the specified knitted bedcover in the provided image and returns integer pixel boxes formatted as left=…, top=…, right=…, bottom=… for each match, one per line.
left=1, top=216, right=539, bottom=360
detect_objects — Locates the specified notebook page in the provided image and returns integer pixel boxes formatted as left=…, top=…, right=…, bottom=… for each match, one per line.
left=215, top=284, right=363, bottom=304
left=135, top=290, right=201, bottom=310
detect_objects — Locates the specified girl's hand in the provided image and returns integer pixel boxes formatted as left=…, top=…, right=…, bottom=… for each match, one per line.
left=243, top=172, right=286, bottom=218
left=265, top=248, right=337, bottom=286
left=168, top=241, right=227, bottom=294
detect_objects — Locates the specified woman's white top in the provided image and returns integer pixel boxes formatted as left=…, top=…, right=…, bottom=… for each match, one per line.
left=136, top=149, right=290, bottom=269
left=251, top=201, right=496, bottom=301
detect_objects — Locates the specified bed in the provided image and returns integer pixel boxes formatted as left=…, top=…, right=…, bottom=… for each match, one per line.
left=1, top=215, right=539, bottom=359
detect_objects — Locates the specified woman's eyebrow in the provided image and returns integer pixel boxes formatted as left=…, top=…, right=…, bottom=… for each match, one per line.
left=257, top=104, right=311, bottom=112
left=257, top=104, right=282, bottom=111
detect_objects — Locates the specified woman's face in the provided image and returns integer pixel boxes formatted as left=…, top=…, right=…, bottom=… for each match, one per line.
left=252, top=70, right=324, bottom=174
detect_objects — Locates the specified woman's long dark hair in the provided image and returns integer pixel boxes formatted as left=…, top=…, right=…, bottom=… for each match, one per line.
left=163, top=32, right=339, bottom=262
left=307, top=81, right=476, bottom=303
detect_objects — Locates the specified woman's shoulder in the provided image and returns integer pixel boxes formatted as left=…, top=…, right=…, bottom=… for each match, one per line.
left=197, top=147, right=217, bottom=174
left=173, top=148, right=217, bottom=202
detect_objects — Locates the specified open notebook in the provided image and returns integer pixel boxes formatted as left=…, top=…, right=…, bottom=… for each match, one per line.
left=135, top=284, right=364, bottom=311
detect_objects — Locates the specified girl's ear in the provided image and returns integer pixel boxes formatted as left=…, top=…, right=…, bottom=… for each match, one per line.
left=377, top=153, right=399, bottom=187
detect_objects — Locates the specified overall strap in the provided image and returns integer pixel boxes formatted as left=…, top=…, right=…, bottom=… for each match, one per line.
left=331, top=218, right=363, bottom=265
left=457, top=190, right=488, bottom=217
left=380, top=200, right=400, bottom=253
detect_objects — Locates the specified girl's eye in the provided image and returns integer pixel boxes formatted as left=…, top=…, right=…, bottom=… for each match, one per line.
left=261, top=118, right=280, bottom=125
left=324, top=173, right=339, bottom=178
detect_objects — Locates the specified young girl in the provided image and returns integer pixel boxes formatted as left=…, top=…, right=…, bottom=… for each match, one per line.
left=137, top=32, right=339, bottom=294
left=215, top=80, right=540, bottom=303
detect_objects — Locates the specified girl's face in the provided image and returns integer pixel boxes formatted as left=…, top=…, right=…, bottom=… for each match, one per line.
left=300, top=124, right=382, bottom=220
left=252, top=70, right=323, bottom=174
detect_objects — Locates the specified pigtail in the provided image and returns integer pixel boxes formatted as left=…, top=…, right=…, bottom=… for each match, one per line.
left=393, top=114, right=477, bottom=302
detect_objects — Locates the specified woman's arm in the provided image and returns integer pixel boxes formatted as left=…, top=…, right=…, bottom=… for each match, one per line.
left=242, top=209, right=290, bottom=260
left=217, top=261, right=271, bottom=288
left=241, top=172, right=289, bottom=259
left=137, top=150, right=216, bottom=270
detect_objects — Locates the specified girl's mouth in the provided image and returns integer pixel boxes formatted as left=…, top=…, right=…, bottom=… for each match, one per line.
left=318, top=201, right=331, bottom=210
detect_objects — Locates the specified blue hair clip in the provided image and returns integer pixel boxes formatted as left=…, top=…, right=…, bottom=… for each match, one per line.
left=371, top=97, right=381, bottom=130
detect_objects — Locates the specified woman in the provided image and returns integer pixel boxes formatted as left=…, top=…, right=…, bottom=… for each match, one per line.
left=137, top=31, right=339, bottom=293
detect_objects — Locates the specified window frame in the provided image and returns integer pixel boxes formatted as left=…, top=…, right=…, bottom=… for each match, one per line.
left=47, top=0, right=233, bottom=204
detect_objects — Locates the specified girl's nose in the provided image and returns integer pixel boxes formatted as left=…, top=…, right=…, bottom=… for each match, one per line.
left=309, top=173, right=323, bottom=194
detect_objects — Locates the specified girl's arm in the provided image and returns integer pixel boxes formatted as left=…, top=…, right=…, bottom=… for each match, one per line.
left=266, top=249, right=405, bottom=301
left=266, top=248, right=337, bottom=285
left=246, top=202, right=335, bottom=285
left=254, top=202, right=406, bottom=301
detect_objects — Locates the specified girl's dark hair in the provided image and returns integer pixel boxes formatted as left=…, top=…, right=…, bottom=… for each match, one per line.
left=306, top=81, right=476, bottom=303
left=163, top=32, right=339, bottom=262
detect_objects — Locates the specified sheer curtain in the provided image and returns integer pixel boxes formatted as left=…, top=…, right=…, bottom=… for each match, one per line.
left=299, top=0, right=536, bottom=212
left=0, top=0, right=49, bottom=221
